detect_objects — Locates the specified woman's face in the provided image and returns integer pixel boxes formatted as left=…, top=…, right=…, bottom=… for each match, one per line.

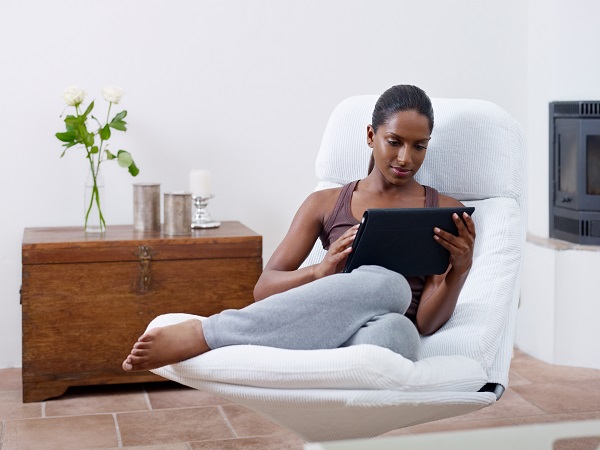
left=367, top=109, right=431, bottom=186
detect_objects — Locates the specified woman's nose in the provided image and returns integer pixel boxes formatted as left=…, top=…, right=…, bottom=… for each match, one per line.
left=397, top=146, right=409, bottom=165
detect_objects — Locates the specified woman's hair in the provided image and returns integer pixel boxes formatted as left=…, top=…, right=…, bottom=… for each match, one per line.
left=368, top=84, right=434, bottom=173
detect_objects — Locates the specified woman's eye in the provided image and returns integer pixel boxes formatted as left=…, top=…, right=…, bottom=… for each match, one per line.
left=416, top=145, right=427, bottom=151
left=387, top=140, right=399, bottom=146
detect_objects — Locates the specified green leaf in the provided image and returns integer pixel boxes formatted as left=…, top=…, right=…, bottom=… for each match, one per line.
left=105, top=150, right=116, bottom=160
left=83, top=130, right=95, bottom=147
left=109, top=120, right=127, bottom=131
left=64, top=116, right=80, bottom=135
left=116, top=149, right=140, bottom=176
left=82, top=101, right=94, bottom=119
left=90, top=146, right=99, bottom=154
left=56, top=131, right=75, bottom=142
left=128, top=161, right=140, bottom=177
left=117, top=150, right=133, bottom=168
left=64, top=117, right=77, bottom=133
left=112, top=110, right=127, bottom=122
left=59, top=141, right=77, bottom=157
left=64, top=115, right=79, bottom=127
left=109, top=110, right=128, bottom=131
left=100, top=124, right=111, bottom=141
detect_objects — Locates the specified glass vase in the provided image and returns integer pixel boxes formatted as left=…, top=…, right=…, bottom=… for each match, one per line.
left=84, top=164, right=106, bottom=233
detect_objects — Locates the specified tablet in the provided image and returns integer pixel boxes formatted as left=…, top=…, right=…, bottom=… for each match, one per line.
left=343, top=206, right=475, bottom=276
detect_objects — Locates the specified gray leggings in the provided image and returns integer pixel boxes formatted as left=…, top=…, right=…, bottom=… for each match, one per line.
left=201, top=265, right=421, bottom=361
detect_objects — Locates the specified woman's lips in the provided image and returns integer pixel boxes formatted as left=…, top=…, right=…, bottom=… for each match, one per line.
left=391, top=166, right=411, bottom=177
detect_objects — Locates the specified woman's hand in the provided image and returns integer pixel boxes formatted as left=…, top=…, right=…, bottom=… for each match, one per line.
left=433, top=212, right=476, bottom=275
left=313, top=224, right=359, bottom=279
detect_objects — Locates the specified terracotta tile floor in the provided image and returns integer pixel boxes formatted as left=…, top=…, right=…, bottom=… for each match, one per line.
left=1, top=349, right=599, bottom=449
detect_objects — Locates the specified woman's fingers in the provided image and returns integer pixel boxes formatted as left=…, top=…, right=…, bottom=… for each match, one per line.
left=330, top=227, right=358, bottom=259
left=319, top=224, right=359, bottom=275
left=332, top=225, right=359, bottom=252
left=434, top=213, right=474, bottom=247
left=433, top=213, right=475, bottom=273
left=456, top=212, right=476, bottom=239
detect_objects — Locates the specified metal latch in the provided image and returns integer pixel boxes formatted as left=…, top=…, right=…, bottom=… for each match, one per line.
left=137, top=245, right=153, bottom=292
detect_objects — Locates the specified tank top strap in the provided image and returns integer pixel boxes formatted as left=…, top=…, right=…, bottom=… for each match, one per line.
left=424, top=185, right=440, bottom=207
left=341, top=180, right=359, bottom=223
left=320, top=180, right=360, bottom=249
left=323, top=181, right=358, bottom=230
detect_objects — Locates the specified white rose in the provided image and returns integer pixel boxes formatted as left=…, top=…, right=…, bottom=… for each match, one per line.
left=102, top=86, right=124, bottom=104
left=63, top=86, right=86, bottom=106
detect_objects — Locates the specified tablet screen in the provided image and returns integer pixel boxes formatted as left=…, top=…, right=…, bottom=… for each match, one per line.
left=343, top=206, right=475, bottom=276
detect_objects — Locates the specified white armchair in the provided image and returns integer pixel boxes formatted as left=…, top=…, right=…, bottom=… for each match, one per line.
left=148, top=95, right=527, bottom=442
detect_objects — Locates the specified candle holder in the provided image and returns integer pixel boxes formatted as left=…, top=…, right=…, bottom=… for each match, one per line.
left=191, top=195, right=221, bottom=229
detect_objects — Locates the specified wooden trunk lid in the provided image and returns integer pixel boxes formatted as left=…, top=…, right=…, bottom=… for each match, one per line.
left=22, top=221, right=262, bottom=265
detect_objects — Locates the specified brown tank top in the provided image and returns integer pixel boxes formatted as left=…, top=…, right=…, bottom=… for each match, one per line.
left=319, top=180, right=440, bottom=323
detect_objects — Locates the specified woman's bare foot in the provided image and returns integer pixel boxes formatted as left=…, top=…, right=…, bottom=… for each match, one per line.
left=122, top=319, right=209, bottom=372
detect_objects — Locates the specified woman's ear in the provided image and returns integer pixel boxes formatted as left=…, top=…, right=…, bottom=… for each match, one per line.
left=366, top=125, right=375, bottom=147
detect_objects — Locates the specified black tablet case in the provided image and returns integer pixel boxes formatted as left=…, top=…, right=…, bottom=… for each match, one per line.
left=343, top=206, right=475, bottom=276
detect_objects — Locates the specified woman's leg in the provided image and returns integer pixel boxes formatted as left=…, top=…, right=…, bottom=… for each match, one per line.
left=340, top=313, right=421, bottom=361
left=202, top=265, right=412, bottom=350
left=123, top=265, right=411, bottom=371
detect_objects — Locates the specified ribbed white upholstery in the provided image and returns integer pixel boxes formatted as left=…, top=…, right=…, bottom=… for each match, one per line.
left=313, top=96, right=525, bottom=202
left=150, top=96, right=526, bottom=442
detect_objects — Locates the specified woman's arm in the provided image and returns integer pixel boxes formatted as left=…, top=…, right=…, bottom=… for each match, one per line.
left=253, top=190, right=358, bottom=301
left=416, top=207, right=476, bottom=335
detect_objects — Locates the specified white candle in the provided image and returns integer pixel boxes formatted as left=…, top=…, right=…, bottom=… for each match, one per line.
left=189, top=169, right=212, bottom=197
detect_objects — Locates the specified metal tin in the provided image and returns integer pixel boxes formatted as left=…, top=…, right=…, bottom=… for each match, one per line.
left=133, top=183, right=161, bottom=232
left=163, top=192, right=192, bottom=235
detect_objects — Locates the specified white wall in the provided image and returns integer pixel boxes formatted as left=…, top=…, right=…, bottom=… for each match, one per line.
left=0, top=0, right=529, bottom=367
left=515, top=0, right=600, bottom=369
left=526, top=0, right=600, bottom=236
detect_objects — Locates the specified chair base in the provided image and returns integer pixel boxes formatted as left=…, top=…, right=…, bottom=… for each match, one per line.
left=192, top=382, right=497, bottom=442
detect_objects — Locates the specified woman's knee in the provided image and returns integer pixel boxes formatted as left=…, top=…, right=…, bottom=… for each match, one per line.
left=377, top=313, right=421, bottom=361
left=351, top=266, right=412, bottom=313
left=342, top=313, right=421, bottom=361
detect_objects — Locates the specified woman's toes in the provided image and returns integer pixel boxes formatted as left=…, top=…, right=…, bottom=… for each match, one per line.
left=122, top=358, right=134, bottom=371
left=133, top=340, right=152, bottom=350
left=131, top=348, right=148, bottom=357
left=137, top=332, right=155, bottom=343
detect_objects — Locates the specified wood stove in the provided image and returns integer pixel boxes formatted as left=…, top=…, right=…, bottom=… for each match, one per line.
left=549, top=101, right=600, bottom=244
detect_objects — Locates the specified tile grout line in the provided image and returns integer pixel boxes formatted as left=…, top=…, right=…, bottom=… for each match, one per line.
left=217, top=405, right=238, bottom=439
left=112, top=413, right=124, bottom=448
left=41, top=401, right=46, bottom=418
left=0, top=420, right=4, bottom=450
left=9, top=403, right=232, bottom=423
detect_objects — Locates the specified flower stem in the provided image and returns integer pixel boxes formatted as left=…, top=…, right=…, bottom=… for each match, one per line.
left=97, top=102, right=112, bottom=168
left=79, top=103, right=106, bottom=232
left=84, top=155, right=105, bottom=232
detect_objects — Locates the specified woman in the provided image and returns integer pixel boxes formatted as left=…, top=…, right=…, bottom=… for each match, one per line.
left=122, top=85, right=475, bottom=372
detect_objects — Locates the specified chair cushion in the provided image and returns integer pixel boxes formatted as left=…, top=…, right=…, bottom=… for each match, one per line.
left=149, top=314, right=487, bottom=393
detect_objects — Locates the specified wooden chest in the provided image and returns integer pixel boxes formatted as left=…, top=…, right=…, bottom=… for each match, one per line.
left=21, top=222, right=262, bottom=402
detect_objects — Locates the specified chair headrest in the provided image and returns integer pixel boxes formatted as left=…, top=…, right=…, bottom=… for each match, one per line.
left=315, top=95, right=525, bottom=201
